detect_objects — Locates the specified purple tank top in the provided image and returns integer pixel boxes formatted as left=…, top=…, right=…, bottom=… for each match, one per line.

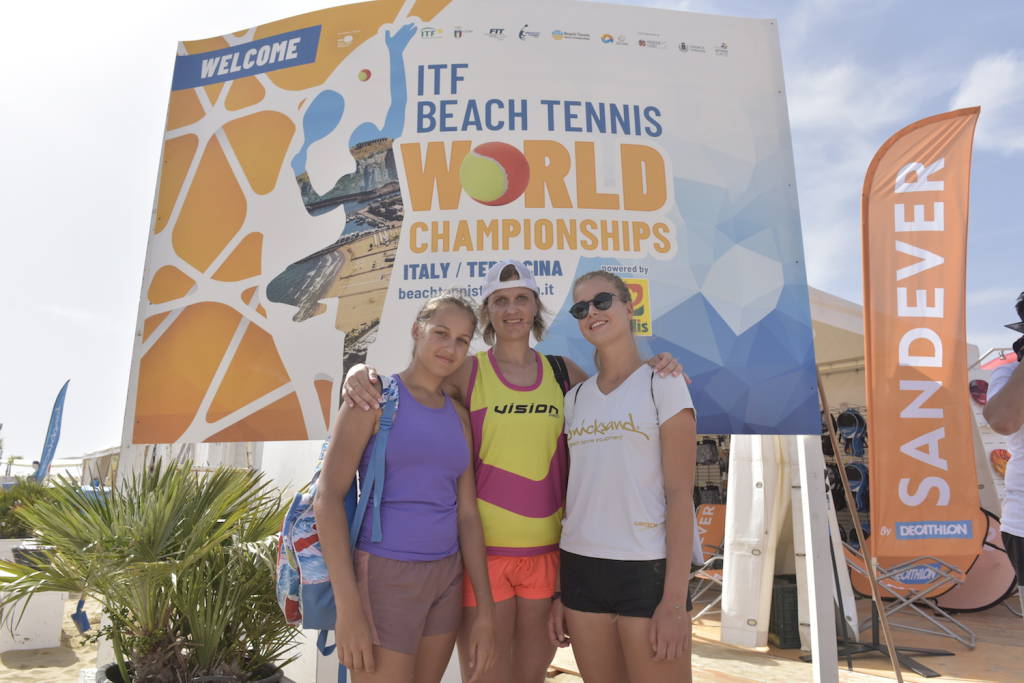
left=355, top=375, right=468, bottom=561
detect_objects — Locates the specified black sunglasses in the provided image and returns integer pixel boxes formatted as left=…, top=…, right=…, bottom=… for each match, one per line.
left=569, top=291, right=619, bottom=320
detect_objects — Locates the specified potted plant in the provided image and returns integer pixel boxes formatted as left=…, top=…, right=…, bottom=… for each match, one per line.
left=0, top=477, right=50, bottom=560
left=0, top=461, right=297, bottom=682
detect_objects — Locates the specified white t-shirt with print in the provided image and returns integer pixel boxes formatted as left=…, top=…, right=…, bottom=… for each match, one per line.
left=990, top=362, right=1024, bottom=537
left=560, top=365, right=694, bottom=561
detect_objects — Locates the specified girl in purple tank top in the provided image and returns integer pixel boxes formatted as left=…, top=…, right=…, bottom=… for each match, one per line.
left=314, top=293, right=496, bottom=682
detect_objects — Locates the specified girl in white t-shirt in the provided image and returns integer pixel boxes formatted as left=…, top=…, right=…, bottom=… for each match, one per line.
left=548, top=270, right=697, bottom=683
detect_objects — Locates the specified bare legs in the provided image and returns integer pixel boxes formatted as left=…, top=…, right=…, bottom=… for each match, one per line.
left=564, top=608, right=692, bottom=683
left=351, top=631, right=458, bottom=683
left=458, top=598, right=556, bottom=683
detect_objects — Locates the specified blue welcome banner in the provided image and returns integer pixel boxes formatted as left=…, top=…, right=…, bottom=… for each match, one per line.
left=36, top=380, right=69, bottom=482
left=172, top=26, right=321, bottom=91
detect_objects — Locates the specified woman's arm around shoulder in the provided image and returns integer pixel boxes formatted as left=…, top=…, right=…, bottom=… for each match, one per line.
left=341, top=363, right=382, bottom=411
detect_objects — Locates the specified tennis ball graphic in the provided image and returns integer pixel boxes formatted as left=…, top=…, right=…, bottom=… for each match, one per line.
left=358, top=69, right=371, bottom=81
left=459, top=142, right=530, bottom=206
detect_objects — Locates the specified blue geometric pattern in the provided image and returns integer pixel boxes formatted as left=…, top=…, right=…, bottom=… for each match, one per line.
left=538, top=156, right=820, bottom=435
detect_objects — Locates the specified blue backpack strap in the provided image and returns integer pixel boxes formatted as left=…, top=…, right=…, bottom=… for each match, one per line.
left=315, top=631, right=347, bottom=681
left=368, top=399, right=396, bottom=542
left=348, top=376, right=400, bottom=546
left=317, top=629, right=335, bottom=656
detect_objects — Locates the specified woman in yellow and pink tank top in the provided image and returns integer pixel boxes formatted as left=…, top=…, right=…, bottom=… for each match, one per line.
left=466, top=346, right=567, bottom=557
left=343, top=260, right=680, bottom=683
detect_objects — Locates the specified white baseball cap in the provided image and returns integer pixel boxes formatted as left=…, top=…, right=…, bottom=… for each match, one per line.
left=481, top=259, right=540, bottom=301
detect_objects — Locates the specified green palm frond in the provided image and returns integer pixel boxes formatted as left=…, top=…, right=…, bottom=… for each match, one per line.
left=0, top=461, right=296, bottom=680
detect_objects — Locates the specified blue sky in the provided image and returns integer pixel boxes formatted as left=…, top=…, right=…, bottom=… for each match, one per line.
left=0, top=0, right=1021, bottom=465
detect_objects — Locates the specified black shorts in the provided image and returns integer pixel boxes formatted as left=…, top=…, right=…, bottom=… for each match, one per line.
left=1003, top=531, right=1024, bottom=585
left=560, top=549, right=692, bottom=618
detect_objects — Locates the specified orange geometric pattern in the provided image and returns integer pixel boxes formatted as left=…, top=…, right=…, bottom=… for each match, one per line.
left=214, top=234, right=263, bottom=282
left=206, top=323, right=291, bottom=422
left=148, top=266, right=195, bottom=304
left=223, top=112, right=295, bottom=195
left=172, top=137, right=247, bottom=272
left=130, top=1, right=440, bottom=443
left=155, top=135, right=198, bottom=233
left=225, top=76, right=266, bottom=111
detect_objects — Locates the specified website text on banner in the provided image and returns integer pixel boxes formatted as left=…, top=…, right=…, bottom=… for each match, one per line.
left=862, top=108, right=985, bottom=572
left=125, top=0, right=818, bottom=444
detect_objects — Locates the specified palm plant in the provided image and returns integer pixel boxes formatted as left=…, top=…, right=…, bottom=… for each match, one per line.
left=0, top=461, right=297, bottom=682
left=0, top=477, right=50, bottom=538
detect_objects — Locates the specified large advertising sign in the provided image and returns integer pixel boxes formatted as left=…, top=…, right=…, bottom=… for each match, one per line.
left=126, top=0, right=819, bottom=444
left=862, top=108, right=985, bottom=571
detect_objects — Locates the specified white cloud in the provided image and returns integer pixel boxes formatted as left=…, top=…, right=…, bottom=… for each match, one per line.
left=968, top=287, right=1017, bottom=307
left=786, top=61, right=934, bottom=296
left=951, top=50, right=1024, bottom=154
left=788, top=61, right=934, bottom=134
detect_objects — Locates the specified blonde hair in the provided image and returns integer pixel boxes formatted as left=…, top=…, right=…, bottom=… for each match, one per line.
left=572, top=270, right=631, bottom=305
left=479, top=264, right=549, bottom=345
left=574, top=271, right=634, bottom=368
left=412, top=291, right=478, bottom=351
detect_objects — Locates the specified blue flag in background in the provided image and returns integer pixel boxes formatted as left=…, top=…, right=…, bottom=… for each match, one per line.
left=36, top=380, right=69, bottom=482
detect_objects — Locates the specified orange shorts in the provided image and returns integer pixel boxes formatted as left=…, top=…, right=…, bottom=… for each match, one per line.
left=463, top=550, right=559, bottom=606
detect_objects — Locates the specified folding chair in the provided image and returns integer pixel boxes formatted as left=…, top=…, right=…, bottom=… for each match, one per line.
left=691, top=503, right=726, bottom=620
left=843, top=544, right=976, bottom=649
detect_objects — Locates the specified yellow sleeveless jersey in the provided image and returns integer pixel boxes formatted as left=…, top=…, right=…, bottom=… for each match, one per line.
left=467, top=349, right=568, bottom=555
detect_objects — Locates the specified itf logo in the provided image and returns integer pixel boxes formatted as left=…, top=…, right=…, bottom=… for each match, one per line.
left=420, top=27, right=442, bottom=39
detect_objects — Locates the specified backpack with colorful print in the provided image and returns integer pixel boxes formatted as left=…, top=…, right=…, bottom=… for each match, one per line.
left=276, top=375, right=399, bottom=655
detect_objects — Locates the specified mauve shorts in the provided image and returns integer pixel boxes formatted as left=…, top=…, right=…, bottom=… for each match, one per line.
left=354, top=550, right=463, bottom=654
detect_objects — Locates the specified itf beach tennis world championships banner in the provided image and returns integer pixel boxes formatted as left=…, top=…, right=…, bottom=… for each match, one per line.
left=126, top=0, right=819, bottom=444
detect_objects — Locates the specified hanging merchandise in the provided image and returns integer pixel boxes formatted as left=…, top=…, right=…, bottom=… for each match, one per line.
left=696, top=439, right=720, bottom=465
left=836, top=408, right=867, bottom=457
left=825, top=464, right=847, bottom=512
left=847, top=521, right=871, bottom=550
left=821, top=413, right=836, bottom=456
left=698, top=484, right=723, bottom=505
left=845, top=462, right=870, bottom=512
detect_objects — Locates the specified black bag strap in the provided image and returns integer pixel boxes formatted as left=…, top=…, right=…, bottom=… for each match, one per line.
left=546, top=354, right=571, bottom=395
left=650, top=367, right=659, bottom=423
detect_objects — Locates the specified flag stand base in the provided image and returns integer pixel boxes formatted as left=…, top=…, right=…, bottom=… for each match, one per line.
left=801, top=540, right=953, bottom=678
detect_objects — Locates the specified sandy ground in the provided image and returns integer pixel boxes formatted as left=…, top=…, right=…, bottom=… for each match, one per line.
left=0, top=596, right=98, bottom=682
left=4, top=592, right=1018, bottom=682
